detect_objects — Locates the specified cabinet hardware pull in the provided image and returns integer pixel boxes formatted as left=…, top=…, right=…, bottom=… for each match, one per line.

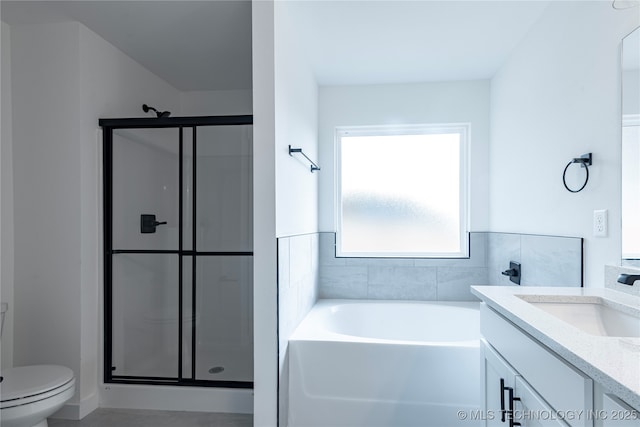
left=507, top=386, right=521, bottom=427
left=500, top=378, right=507, bottom=422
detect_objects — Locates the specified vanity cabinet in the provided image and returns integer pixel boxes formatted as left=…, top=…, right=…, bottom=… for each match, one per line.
left=481, top=303, right=593, bottom=427
left=482, top=341, right=569, bottom=427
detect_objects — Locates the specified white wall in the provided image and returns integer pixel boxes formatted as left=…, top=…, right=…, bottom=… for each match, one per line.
left=11, top=22, right=84, bottom=395
left=274, top=2, right=319, bottom=238
left=1, top=20, right=15, bottom=370
left=318, top=81, right=491, bottom=233
left=623, top=70, right=639, bottom=115
left=489, top=1, right=639, bottom=288
left=9, top=20, right=181, bottom=418
left=180, top=90, right=252, bottom=116
left=251, top=1, right=278, bottom=425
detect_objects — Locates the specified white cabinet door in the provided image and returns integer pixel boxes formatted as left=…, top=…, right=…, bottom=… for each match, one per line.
left=601, top=394, right=640, bottom=427
left=482, top=340, right=518, bottom=427
left=513, top=376, right=570, bottom=427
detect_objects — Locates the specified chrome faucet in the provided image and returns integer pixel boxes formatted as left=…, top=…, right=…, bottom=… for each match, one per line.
left=617, top=274, right=640, bottom=286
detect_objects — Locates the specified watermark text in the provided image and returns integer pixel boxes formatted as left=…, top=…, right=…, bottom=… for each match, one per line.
left=456, top=409, right=639, bottom=422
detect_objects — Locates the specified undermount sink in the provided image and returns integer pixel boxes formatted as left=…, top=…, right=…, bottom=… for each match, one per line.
left=516, top=295, right=640, bottom=338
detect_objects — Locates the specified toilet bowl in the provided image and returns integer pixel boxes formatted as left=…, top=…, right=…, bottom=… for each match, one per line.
left=0, top=303, right=75, bottom=427
left=1, top=365, right=75, bottom=427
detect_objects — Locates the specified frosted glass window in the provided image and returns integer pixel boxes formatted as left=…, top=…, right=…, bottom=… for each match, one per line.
left=337, top=125, right=469, bottom=257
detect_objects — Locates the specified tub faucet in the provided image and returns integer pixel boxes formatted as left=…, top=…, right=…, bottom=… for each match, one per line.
left=617, top=274, right=640, bottom=286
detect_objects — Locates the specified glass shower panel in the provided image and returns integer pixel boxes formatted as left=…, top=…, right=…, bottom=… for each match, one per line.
left=111, top=254, right=179, bottom=378
left=194, top=256, right=253, bottom=382
left=112, top=128, right=179, bottom=251
left=196, top=126, right=253, bottom=252
left=103, top=116, right=253, bottom=388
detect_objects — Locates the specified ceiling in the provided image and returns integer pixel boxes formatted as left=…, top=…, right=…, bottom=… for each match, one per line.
left=1, top=1, right=552, bottom=91
left=283, top=1, right=551, bottom=86
left=1, top=1, right=253, bottom=91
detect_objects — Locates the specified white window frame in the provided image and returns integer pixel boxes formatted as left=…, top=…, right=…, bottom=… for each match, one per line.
left=335, top=123, right=470, bottom=258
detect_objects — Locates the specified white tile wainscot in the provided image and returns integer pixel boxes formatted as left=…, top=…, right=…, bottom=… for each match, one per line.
left=471, top=286, right=640, bottom=427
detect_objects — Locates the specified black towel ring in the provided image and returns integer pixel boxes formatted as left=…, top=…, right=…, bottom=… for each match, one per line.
left=562, top=153, right=592, bottom=193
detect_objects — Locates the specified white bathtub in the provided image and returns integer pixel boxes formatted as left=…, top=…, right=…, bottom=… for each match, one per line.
left=288, top=300, right=481, bottom=427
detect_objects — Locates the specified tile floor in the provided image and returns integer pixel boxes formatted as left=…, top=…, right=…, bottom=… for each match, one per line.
left=48, top=409, right=253, bottom=427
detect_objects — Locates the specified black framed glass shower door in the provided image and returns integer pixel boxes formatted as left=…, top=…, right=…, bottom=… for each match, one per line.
left=100, top=116, right=253, bottom=388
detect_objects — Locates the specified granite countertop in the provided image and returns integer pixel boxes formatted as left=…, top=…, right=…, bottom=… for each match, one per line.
left=470, top=285, right=640, bottom=410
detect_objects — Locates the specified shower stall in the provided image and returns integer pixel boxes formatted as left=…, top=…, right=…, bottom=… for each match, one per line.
left=100, top=115, right=253, bottom=389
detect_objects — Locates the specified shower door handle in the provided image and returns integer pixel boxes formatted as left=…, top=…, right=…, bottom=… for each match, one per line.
left=141, top=214, right=167, bottom=233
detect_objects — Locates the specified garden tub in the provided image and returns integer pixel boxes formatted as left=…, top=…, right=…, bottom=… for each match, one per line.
left=288, top=299, right=481, bottom=426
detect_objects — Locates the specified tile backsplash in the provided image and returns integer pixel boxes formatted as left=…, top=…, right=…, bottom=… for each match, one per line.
left=319, top=232, right=489, bottom=301
left=487, top=233, right=583, bottom=287
left=318, top=231, right=583, bottom=301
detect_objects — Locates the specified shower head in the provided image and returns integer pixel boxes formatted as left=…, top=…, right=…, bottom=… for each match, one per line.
left=142, top=104, right=171, bottom=118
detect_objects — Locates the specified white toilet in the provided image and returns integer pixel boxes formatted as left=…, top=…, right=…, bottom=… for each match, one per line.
left=1, top=303, right=76, bottom=427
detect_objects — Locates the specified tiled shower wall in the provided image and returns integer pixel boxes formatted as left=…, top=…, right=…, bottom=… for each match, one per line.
left=318, top=231, right=583, bottom=301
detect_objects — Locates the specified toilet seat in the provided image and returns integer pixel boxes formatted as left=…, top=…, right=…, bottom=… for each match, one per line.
left=1, top=365, right=75, bottom=409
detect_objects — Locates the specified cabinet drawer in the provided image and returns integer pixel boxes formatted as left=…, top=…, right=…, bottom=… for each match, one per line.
left=481, top=304, right=593, bottom=427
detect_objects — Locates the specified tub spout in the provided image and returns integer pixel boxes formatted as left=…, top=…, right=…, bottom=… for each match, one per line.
left=617, top=274, right=640, bottom=286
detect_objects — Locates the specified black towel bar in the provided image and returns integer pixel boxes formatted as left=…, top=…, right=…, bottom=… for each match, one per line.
left=288, top=145, right=320, bottom=173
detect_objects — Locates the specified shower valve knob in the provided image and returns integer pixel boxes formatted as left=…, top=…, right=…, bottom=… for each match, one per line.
left=140, top=214, right=166, bottom=233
